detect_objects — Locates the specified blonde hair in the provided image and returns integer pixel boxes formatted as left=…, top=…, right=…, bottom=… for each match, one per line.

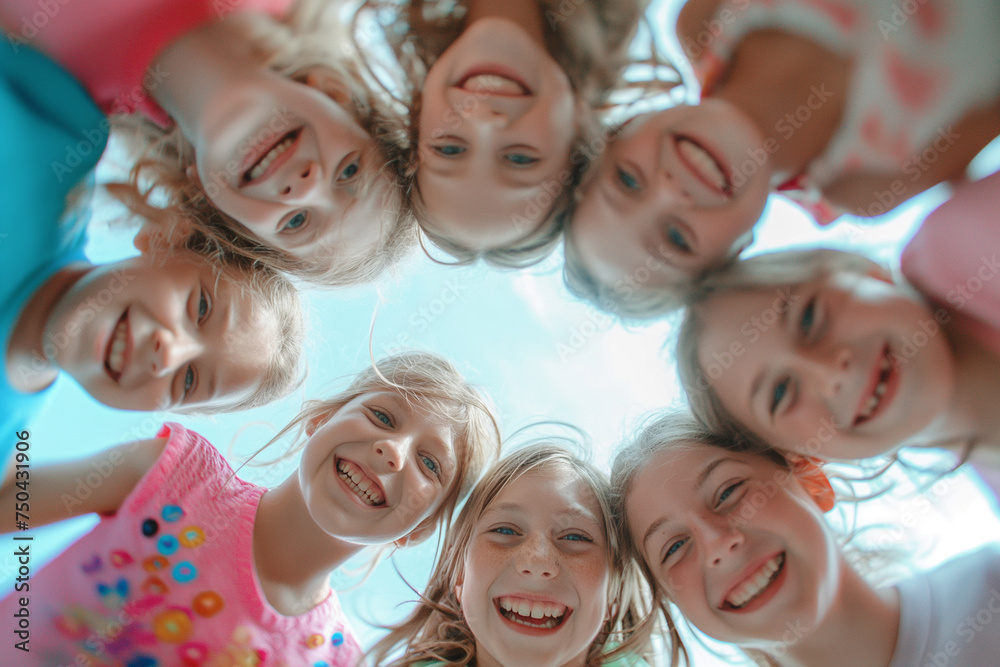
left=353, top=0, right=654, bottom=267
left=675, top=248, right=882, bottom=449
left=112, top=10, right=416, bottom=287
left=369, top=442, right=656, bottom=667
left=262, top=352, right=501, bottom=532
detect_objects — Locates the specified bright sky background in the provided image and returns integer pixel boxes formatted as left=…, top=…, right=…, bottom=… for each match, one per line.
left=5, top=1, right=1000, bottom=664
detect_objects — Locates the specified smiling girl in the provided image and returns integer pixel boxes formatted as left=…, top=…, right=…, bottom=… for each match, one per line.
left=675, top=247, right=1000, bottom=486
left=0, top=352, right=500, bottom=665
left=564, top=0, right=1000, bottom=318
left=0, top=0, right=414, bottom=286
left=360, top=0, right=649, bottom=267
left=612, top=411, right=1000, bottom=667
left=371, top=443, right=655, bottom=667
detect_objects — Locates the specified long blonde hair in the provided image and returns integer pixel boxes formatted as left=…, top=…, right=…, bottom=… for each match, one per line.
left=369, top=442, right=656, bottom=666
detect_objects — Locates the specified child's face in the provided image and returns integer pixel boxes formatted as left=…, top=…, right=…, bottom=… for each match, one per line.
left=44, top=250, right=276, bottom=411
left=193, top=70, right=388, bottom=263
left=626, top=445, right=837, bottom=647
left=299, top=391, right=458, bottom=545
left=696, top=270, right=954, bottom=460
left=416, top=18, right=576, bottom=251
left=568, top=102, right=770, bottom=290
left=457, top=465, right=609, bottom=667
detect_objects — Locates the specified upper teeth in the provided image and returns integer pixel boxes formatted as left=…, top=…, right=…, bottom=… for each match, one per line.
left=726, top=554, right=784, bottom=609
left=247, top=134, right=295, bottom=182
left=337, top=460, right=384, bottom=506
left=858, top=355, right=892, bottom=421
left=497, top=597, right=567, bottom=628
left=107, top=316, right=127, bottom=377
left=677, top=138, right=729, bottom=195
left=461, top=74, right=525, bottom=95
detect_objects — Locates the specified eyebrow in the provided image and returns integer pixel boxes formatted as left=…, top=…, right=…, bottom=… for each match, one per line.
left=640, top=456, right=735, bottom=551
left=484, top=502, right=600, bottom=526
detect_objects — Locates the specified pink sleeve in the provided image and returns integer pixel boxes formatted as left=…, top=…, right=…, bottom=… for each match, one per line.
left=901, top=170, right=1000, bottom=353
left=1, top=0, right=295, bottom=124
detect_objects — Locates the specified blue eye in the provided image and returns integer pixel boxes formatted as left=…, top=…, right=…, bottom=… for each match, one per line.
left=492, top=526, right=517, bottom=536
left=617, top=167, right=640, bottom=190
left=770, top=379, right=789, bottom=415
left=339, top=160, right=359, bottom=181
left=372, top=409, right=392, bottom=426
left=435, top=144, right=465, bottom=157
left=663, top=537, right=687, bottom=563
left=282, top=212, right=307, bottom=232
left=183, top=366, right=195, bottom=397
left=666, top=227, right=691, bottom=252
left=197, top=291, right=209, bottom=323
left=718, top=481, right=744, bottom=505
left=505, top=153, right=538, bottom=166
left=421, top=454, right=440, bottom=475
left=800, top=298, right=816, bottom=335
left=562, top=533, right=592, bottom=542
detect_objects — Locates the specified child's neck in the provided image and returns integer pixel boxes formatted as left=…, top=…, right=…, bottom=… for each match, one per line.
left=923, top=316, right=1000, bottom=454
left=252, top=475, right=366, bottom=617
left=712, top=29, right=850, bottom=184
left=464, top=0, right=546, bottom=45
left=5, top=263, right=89, bottom=393
left=775, top=561, right=899, bottom=667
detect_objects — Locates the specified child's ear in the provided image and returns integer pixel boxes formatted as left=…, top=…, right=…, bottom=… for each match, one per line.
left=304, top=70, right=351, bottom=106
left=304, top=411, right=333, bottom=437
left=787, top=455, right=835, bottom=513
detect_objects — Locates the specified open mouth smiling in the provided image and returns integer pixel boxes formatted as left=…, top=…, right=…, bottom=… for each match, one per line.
left=456, top=66, right=532, bottom=97
left=104, top=309, right=130, bottom=383
left=495, top=595, right=570, bottom=632
left=336, top=458, right=386, bottom=507
left=721, top=553, right=786, bottom=611
left=675, top=135, right=734, bottom=199
left=241, top=128, right=302, bottom=186
left=854, top=345, right=897, bottom=426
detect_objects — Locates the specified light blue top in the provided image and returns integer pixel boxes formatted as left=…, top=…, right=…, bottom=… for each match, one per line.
left=0, top=40, right=107, bottom=463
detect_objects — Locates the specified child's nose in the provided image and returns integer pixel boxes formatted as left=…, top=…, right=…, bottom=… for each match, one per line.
left=697, top=517, right=745, bottom=568
left=800, top=345, right=852, bottom=401
left=278, top=160, right=321, bottom=202
left=373, top=437, right=405, bottom=471
left=149, top=328, right=199, bottom=377
left=516, top=536, right=560, bottom=579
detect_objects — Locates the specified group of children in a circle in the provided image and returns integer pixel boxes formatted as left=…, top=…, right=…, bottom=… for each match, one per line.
left=3, top=0, right=1000, bottom=664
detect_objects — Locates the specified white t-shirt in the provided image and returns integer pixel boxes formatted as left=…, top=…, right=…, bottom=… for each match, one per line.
left=889, top=545, right=1000, bottom=667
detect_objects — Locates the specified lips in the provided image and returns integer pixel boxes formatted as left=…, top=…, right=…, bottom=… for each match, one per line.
left=675, top=135, right=733, bottom=198
left=456, top=65, right=531, bottom=96
left=495, top=595, right=570, bottom=633
left=853, top=345, right=897, bottom=426
left=104, top=309, right=130, bottom=382
left=240, top=128, right=302, bottom=187
left=336, top=458, right=386, bottom=507
left=721, top=553, right=786, bottom=611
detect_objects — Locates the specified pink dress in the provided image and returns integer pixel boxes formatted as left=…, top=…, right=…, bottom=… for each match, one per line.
left=691, top=0, right=1000, bottom=224
left=0, top=423, right=364, bottom=666
left=0, top=0, right=293, bottom=125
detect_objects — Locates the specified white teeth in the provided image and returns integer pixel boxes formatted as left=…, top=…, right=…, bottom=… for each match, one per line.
left=677, top=138, right=728, bottom=193
left=107, top=316, right=128, bottom=376
left=497, top=596, right=568, bottom=627
left=460, top=74, right=526, bottom=95
left=336, top=460, right=384, bottom=506
left=726, top=555, right=784, bottom=609
left=858, top=354, right=892, bottom=422
left=247, top=134, right=295, bottom=182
